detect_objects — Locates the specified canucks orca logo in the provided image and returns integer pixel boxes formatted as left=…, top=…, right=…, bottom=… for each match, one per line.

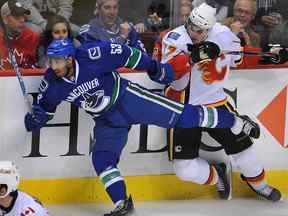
left=81, top=90, right=110, bottom=115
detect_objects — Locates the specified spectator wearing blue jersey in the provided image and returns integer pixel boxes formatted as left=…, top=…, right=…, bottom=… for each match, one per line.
left=77, top=0, right=145, bottom=52
left=24, top=39, right=259, bottom=216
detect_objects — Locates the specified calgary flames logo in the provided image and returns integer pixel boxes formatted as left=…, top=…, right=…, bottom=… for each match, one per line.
left=197, top=54, right=228, bottom=84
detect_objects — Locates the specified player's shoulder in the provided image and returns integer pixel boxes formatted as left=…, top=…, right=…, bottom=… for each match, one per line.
left=164, top=26, right=187, bottom=42
left=39, top=68, right=59, bottom=93
left=210, top=23, right=238, bottom=41
left=208, top=23, right=240, bottom=47
left=17, top=191, right=49, bottom=215
left=163, top=26, right=190, bottom=50
left=76, top=41, right=112, bottom=58
left=43, top=68, right=58, bottom=82
left=76, top=40, right=128, bottom=63
left=75, top=40, right=108, bottom=64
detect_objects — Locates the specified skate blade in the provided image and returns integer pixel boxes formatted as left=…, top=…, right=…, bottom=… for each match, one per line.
left=225, top=161, right=233, bottom=201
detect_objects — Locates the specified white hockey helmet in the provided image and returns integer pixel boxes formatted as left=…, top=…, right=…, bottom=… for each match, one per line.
left=0, top=161, right=20, bottom=198
left=188, top=3, right=217, bottom=30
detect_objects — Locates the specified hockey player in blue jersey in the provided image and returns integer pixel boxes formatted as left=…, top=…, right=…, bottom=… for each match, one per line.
left=24, top=39, right=259, bottom=216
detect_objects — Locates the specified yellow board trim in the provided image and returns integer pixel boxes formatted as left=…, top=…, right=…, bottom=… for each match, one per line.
left=19, top=171, right=288, bottom=205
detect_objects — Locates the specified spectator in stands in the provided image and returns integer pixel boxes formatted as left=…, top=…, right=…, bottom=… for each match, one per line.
left=181, top=0, right=193, bottom=8
left=19, top=0, right=79, bottom=34
left=37, top=14, right=78, bottom=68
left=269, top=19, right=288, bottom=47
left=254, top=0, right=287, bottom=50
left=0, top=0, right=40, bottom=70
left=77, top=0, right=145, bottom=52
left=222, top=0, right=260, bottom=48
left=152, top=2, right=193, bottom=61
left=144, top=1, right=170, bottom=33
left=192, top=0, right=229, bottom=21
left=33, top=0, right=73, bottom=20
left=179, top=4, right=193, bottom=25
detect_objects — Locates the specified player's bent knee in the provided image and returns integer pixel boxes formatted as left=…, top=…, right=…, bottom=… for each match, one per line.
left=92, top=151, right=118, bottom=175
left=231, top=145, right=263, bottom=177
left=173, top=159, right=200, bottom=182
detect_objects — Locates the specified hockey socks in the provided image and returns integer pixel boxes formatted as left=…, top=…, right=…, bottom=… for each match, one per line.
left=241, top=169, right=268, bottom=193
left=99, top=167, right=127, bottom=205
left=176, top=105, right=235, bottom=128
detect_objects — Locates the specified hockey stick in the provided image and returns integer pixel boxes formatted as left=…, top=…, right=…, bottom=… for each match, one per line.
left=222, top=50, right=276, bottom=57
left=0, top=17, right=32, bottom=113
left=222, top=44, right=288, bottom=57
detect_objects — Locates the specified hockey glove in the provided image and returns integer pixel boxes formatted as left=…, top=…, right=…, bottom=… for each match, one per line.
left=24, top=105, right=54, bottom=131
left=127, top=26, right=146, bottom=52
left=187, top=41, right=221, bottom=63
left=259, top=48, right=288, bottom=64
left=147, top=61, right=174, bottom=85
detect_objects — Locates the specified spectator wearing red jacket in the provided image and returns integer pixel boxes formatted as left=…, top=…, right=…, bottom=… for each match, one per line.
left=0, top=0, right=40, bottom=70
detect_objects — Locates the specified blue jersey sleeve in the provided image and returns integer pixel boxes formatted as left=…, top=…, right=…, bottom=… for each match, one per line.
left=76, top=41, right=158, bottom=73
left=36, top=69, right=61, bottom=113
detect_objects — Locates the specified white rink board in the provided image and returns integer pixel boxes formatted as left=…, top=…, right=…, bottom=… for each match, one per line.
left=0, top=68, right=287, bottom=179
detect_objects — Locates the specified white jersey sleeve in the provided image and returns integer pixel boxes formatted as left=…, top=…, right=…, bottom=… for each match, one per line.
left=4, top=191, right=50, bottom=216
left=161, top=26, right=192, bottom=63
left=161, top=26, right=192, bottom=91
left=207, top=24, right=242, bottom=67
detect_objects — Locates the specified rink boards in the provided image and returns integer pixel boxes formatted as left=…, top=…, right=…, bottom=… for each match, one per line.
left=0, top=68, right=287, bottom=204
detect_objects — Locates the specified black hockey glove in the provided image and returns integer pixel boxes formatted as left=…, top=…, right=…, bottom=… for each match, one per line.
left=187, top=41, right=221, bottom=63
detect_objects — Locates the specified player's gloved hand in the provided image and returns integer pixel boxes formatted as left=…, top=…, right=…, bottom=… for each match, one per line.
left=187, top=41, right=221, bottom=63
left=127, top=26, right=146, bottom=52
left=24, top=105, right=53, bottom=131
left=147, top=61, right=174, bottom=85
left=259, top=47, right=288, bottom=64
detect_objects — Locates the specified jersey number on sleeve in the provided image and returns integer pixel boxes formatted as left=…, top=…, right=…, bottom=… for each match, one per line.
left=110, top=44, right=122, bottom=54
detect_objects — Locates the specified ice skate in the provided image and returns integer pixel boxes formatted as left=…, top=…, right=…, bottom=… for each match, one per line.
left=241, top=174, right=282, bottom=202
left=104, top=195, right=136, bottom=216
left=214, top=162, right=232, bottom=200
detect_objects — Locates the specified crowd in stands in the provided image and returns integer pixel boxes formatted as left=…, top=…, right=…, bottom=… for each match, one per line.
left=0, top=0, right=288, bottom=71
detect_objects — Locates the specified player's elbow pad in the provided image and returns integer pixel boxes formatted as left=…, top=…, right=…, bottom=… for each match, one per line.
left=147, top=61, right=175, bottom=85
left=167, top=53, right=191, bottom=80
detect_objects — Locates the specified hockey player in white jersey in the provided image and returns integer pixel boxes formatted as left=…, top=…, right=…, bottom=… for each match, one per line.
left=161, top=3, right=281, bottom=201
left=0, top=161, right=50, bottom=216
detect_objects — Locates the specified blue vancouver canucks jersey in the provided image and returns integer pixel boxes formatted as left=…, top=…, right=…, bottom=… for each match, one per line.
left=37, top=41, right=156, bottom=118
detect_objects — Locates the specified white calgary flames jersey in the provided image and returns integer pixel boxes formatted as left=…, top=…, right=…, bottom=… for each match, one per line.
left=162, top=23, right=242, bottom=105
left=0, top=191, right=50, bottom=216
